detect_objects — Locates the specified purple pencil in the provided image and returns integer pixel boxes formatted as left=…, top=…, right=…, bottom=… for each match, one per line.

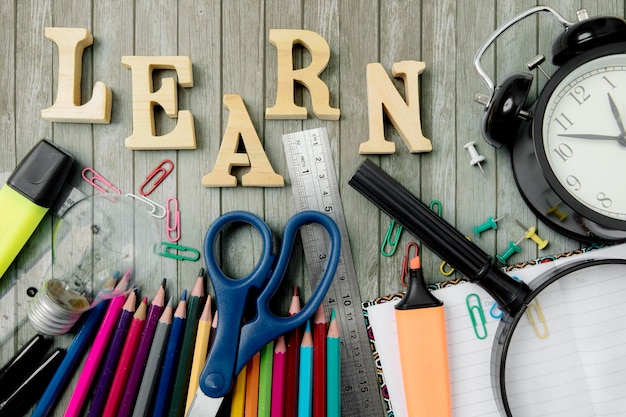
left=116, top=279, right=167, bottom=417
left=86, top=290, right=137, bottom=417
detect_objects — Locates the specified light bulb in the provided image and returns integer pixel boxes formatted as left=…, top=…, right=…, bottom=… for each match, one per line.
left=28, top=194, right=161, bottom=335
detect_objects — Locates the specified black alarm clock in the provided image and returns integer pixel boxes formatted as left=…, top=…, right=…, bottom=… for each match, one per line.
left=474, top=6, right=626, bottom=242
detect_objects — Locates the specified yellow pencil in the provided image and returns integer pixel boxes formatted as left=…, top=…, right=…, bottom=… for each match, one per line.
left=230, top=364, right=247, bottom=417
left=184, top=296, right=212, bottom=414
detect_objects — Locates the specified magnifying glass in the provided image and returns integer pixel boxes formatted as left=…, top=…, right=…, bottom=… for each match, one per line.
left=349, top=159, right=626, bottom=416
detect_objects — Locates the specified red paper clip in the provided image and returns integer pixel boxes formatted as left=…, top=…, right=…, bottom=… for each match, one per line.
left=400, top=241, right=419, bottom=287
left=166, top=197, right=181, bottom=242
left=81, top=167, right=122, bottom=194
left=139, top=159, right=174, bottom=196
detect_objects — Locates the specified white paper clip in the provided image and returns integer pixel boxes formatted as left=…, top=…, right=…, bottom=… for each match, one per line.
left=125, top=193, right=166, bottom=219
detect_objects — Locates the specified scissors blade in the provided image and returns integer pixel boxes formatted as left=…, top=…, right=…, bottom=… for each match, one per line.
left=185, top=388, right=224, bottom=417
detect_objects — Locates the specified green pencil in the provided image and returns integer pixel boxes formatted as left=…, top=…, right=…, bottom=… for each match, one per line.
left=327, top=309, right=341, bottom=417
left=168, top=272, right=205, bottom=417
left=257, top=340, right=274, bottom=417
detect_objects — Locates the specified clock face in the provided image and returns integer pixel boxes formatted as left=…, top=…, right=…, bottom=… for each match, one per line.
left=539, top=50, right=626, bottom=229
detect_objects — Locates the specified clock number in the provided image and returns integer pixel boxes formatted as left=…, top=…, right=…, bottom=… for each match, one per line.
left=552, top=143, right=573, bottom=162
left=603, top=75, right=617, bottom=90
left=554, top=113, right=574, bottom=131
left=568, top=86, right=590, bottom=105
left=597, top=192, right=613, bottom=208
left=565, top=175, right=581, bottom=191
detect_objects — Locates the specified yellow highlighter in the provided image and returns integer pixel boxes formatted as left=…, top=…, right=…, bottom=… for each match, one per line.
left=0, top=140, right=74, bottom=279
left=395, top=254, right=451, bottom=417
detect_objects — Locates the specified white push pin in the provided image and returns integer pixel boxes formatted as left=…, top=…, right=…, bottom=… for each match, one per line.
left=464, top=141, right=485, bottom=175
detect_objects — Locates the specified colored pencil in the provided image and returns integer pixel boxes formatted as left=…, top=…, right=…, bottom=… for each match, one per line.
left=185, top=296, right=212, bottom=414
left=152, top=291, right=187, bottom=417
left=244, top=351, right=260, bottom=417
left=169, top=274, right=204, bottom=417
left=118, top=279, right=167, bottom=417
left=298, top=321, right=313, bottom=417
left=326, top=309, right=341, bottom=417
left=42, top=273, right=128, bottom=417
left=284, top=286, right=302, bottom=417
left=102, top=296, right=148, bottom=417
left=31, top=300, right=109, bottom=417
left=132, top=297, right=173, bottom=417
left=230, top=364, right=247, bottom=417
left=257, top=340, right=274, bottom=417
left=312, top=305, right=327, bottom=417
left=270, top=336, right=286, bottom=417
left=87, top=290, right=137, bottom=417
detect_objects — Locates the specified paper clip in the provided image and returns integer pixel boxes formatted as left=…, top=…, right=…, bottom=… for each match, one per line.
left=139, top=159, right=174, bottom=196
left=381, top=219, right=403, bottom=257
left=166, top=197, right=181, bottom=242
left=82, top=167, right=122, bottom=194
left=466, top=293, right=488, bottom=340
left=125, top=193, right=166, bottom=219
left=525, top=298, right=549, bottom=339
left=158, top=242, right=200, bottom=261
left=400, top=242, right=419, bottom=287
left=429, top=200, right=443, bottom=217
left=439, top=262, right=454, bottom=276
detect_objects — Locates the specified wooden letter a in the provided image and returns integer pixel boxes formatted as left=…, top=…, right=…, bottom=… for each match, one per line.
left=359, top=61, right=432, bottom=154
left=41, top=28, right=112, bottom=124
left=203, top=94, right=284, bottom=187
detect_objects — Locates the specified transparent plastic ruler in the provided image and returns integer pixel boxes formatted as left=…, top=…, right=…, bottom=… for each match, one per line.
left=282, top=127, right=384, bottom=417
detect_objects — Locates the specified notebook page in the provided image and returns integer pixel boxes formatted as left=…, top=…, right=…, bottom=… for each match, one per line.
left=365, top=244, right=626, bottom=416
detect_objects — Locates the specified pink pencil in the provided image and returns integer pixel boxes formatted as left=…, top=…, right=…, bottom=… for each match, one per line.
left=63, top=272, right=130, bottom=417
left=270, top=335, right=287, bottom=417
left=101, top=296, right=148, bottom=417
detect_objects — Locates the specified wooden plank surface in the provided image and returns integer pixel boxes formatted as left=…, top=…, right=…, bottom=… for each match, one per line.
left=0, top=1, right=624, bottom=415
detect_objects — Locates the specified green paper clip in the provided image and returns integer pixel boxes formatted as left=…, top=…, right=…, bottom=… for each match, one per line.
left=466, top=293, right=488, bottom=340
left=159, top=242, right=200, bottom=261
left=381, top=219, right=402, bottom=257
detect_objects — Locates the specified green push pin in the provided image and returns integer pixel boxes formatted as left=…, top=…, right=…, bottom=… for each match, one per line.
left=472, top=215, right=504, bottom=237
left=496, top=238, right=523, bottom=265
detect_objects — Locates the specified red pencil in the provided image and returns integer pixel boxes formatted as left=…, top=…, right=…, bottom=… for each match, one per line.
left=284, top=286, right=302, bottom=417
left=312, top=305, right=327, bottom=417
left=102, top=296, right=148, bottom=417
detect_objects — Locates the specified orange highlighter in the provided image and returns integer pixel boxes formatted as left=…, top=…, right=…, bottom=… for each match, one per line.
left=394, top=254, right=451, bottom=417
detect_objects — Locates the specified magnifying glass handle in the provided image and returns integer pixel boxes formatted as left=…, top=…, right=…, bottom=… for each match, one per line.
left=349, top=159, right=530, bottom=316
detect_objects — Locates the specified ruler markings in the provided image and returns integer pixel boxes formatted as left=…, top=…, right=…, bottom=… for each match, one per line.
left=282, top=128, right=383, bottom=417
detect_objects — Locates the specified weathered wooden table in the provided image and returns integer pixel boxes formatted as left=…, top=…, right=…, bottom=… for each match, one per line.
left=1, top=1, right=623, bottom=415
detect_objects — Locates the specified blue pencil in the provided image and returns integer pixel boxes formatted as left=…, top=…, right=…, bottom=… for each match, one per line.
left=151, top=291, right=187, bottom=417
left=31, top=300, right=109, bottom=417
left=297, top=321, right=314, bottom=417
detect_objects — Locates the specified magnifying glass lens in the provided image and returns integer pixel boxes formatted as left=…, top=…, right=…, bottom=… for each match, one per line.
left=503, top=262, right=626, bottom=416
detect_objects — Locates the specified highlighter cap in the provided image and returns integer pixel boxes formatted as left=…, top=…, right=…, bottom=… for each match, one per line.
left=7, top=139, right=74, bottom=208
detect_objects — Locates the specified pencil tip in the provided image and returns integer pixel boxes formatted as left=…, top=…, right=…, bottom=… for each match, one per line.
left=293, top=285, right=299, bottom=296
left=161, top=278, right=167, bottom=288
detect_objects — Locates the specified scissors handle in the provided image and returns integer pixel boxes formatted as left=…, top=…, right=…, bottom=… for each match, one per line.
left=199, top=210, right=340, bottom=398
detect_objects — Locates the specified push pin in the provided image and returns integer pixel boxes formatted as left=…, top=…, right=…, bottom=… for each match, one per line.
left=515, top=219, right=549, bottom=250
left=472, top=215, right=505, bottom=237
left=464, top=141, right=485, bottom=175
left=546, top=201, right=568, bottom=221
left=496, top=238, right=523, bottom=265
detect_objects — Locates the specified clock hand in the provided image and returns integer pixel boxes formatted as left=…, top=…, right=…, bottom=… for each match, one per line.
left=558, top=133, right=622, bottom=141
left=608, top=93, right=626, bottom=136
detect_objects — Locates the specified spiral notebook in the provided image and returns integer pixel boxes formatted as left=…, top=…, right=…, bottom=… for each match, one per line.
left=362, top=244, right=626, bottom=417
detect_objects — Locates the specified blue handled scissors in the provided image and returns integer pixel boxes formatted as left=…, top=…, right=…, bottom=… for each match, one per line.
left=186, top=210, right=340, bottom=417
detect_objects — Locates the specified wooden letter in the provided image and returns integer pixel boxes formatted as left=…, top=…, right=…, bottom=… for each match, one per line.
left=359, top=61, right=432, bottom=154
left=41, top=27, right=112, bottom=124
left=121, top=56, right=196, bottom=150
left=266, top=29, right=340, bottom=121
left=203, top=94, right=284, bottom=187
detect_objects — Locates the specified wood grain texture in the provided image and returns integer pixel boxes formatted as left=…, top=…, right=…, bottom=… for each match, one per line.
left=0, top=2, right=623, bottom=415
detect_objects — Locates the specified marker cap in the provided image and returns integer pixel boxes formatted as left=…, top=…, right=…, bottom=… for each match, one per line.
left=7, top=139, right=74, bottom=208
